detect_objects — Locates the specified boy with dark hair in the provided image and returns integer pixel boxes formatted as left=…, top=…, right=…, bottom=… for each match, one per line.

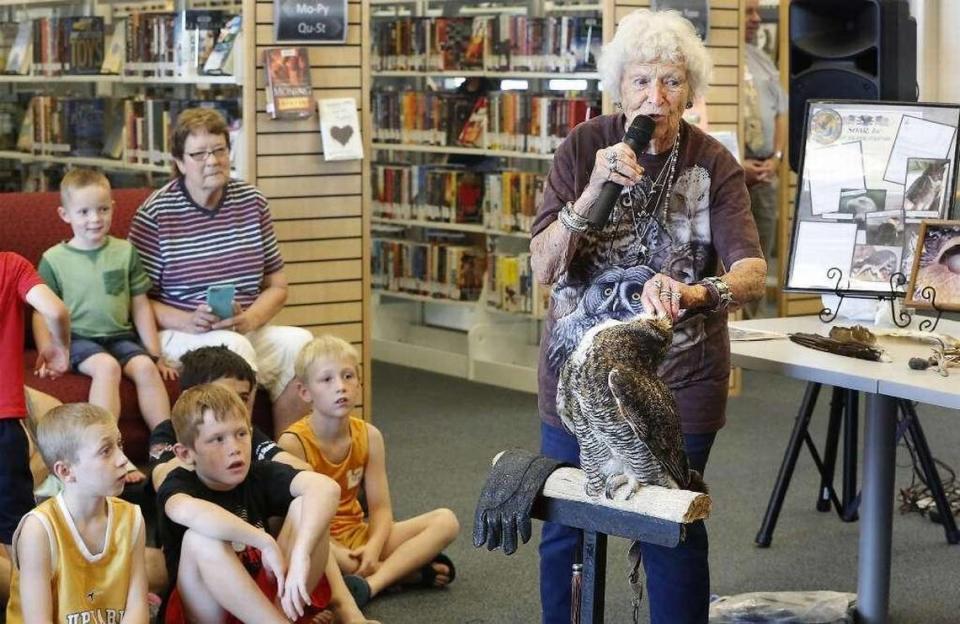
left=149, top=345, right=310, bottom=490
left=158, top=384, right=375, bottom=623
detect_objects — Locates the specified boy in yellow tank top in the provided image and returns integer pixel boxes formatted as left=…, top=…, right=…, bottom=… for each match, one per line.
left=6, top=403, right=149, bottom=623
left=279, top=336, right=460, bottom=603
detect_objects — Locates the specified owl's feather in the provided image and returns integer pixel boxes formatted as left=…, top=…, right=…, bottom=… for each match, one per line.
left=607, top=368, right=689, bottom=489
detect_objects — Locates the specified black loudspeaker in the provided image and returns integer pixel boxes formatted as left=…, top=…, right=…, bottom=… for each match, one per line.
left=788, top=0, right=917, bottom=171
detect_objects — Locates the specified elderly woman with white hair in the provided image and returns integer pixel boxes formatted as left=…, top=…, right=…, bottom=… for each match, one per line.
left=530, top=9, right=765, bottom=623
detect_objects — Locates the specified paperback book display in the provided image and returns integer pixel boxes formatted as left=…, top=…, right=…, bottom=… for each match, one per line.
left=371, top=90, right=599, bottom=154
left=372, top=15, right=599, bottom=73
left=371, top=238, right=486, bottom=302
left=372, top=164, right=543, bottom=234
left=264, top=47, right=314, bottom=119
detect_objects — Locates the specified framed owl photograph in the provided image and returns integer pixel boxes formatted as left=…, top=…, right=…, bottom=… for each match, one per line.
left=786, top=100, right=960, bottom=298
left=905, top=220, right=960, bottom=311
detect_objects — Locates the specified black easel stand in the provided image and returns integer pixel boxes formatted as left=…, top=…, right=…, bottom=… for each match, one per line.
left=755, top=382, right=959, bottom=547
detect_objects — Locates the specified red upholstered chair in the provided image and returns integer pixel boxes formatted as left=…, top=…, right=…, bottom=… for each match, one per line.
left=2, top=189, right=275, bottom=464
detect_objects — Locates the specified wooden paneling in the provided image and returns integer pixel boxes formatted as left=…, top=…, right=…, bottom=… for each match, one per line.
left=270, top=196, right=362, bottom=219
left=255, top=0, right=370, bottom=417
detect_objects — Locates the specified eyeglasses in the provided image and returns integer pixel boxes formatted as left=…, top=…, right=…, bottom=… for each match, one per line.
left=186, top=146, right=229, bottom=162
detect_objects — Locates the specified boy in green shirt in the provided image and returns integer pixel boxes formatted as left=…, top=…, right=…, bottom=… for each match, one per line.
left=34, top=169, right=175, bottom=482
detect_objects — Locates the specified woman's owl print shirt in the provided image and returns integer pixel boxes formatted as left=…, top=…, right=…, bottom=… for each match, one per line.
left=533, top=115, right=763, bottom=434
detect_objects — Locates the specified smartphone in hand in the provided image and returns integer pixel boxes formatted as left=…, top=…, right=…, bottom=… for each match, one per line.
left=206, top=284, right=236, bottom=320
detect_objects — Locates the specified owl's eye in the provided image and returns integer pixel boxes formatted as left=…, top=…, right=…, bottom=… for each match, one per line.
left=603, top=287, right=614, bottom=296
left=631, top=292, right=642, bottom=301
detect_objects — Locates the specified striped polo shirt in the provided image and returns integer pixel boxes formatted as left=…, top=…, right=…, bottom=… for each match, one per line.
left=128, top=178, right=284, bottom=312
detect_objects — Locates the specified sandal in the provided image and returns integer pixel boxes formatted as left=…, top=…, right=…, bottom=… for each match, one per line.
left=405, top=553, right=456, bottom=589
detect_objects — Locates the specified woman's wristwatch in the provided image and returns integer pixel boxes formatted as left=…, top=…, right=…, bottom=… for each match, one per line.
left=698, top=276, right=733, bottom=312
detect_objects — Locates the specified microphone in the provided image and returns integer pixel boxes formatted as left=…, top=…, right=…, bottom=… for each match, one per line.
left=584, top=114, right=656, bottom=228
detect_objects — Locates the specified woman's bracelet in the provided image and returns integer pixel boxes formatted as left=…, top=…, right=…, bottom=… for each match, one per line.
left=698, top=276, right=734, bottom=312
left=558, top=201, right=591, bottom=234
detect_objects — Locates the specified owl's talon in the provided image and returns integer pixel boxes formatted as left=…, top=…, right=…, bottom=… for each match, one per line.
left=604, top=474, right=640, bottom=501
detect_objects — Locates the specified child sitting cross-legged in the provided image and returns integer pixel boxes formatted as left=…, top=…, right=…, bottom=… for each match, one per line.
left=6, top=402, right=150, bottom=623
left=35, top=168, right=177, bottom=483
left=158, top=383, right=377, bottom=624
left=279, top=336, right=460, bottom=602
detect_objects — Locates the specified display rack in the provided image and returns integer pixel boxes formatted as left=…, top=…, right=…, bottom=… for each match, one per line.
left=0, top=0, right=250, bottom=189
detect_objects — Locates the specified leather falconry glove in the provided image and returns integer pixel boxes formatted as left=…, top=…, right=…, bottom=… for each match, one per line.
left=473, top=448, right=568, bottom=556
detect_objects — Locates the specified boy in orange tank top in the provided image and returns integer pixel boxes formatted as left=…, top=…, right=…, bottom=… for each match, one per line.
left=279, top=336, right=460, bottom=603
left=7, top=403, right=149, bottom=623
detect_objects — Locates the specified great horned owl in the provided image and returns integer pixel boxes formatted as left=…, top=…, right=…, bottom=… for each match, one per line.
left=557, top=315, right=707, bottom=499
left=548, top=265, right=655, bottom=369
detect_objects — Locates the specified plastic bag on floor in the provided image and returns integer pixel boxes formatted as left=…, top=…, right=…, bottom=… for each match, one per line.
left=709, top=590, right=856, bottom=623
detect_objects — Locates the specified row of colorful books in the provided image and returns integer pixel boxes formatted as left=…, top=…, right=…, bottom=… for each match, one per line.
left=12, top=95, right=240, bottom=162
left=0, top=13, right=240, bottom=77
left=372, top=163, right=544, bottom=233
left=485, top=251, right=546, bottom=315
left=371, top=238, right=486, bottom=302
left=372, top=15, right=600, bottom=73
left=371, top=90, right=600, bottom=153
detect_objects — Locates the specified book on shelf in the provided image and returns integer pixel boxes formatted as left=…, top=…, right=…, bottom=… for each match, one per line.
left=202, top=15, right=241, bottom=75
left=100, top=20, right=125, bottom=74
left=0, top=23, right=19, bottom=71
left=5, top=21, right=32, bottom=75
left=101, top=98, right=125, bottom=159
left=485, top=251, right=540, bottom=315
left=264, top=47, right=314, bottom=119
left=63, top=17, right=104, bottom=74
left=457, top=96, right=487, bottom=148
left=16, top=96, right=35, bottom=151
left=181, top=10, right=228, bottom=76
left=0, top=94, right=23, bottom=150
left=33, top=17, right=65, bottom=76
left=569, top=17, right=600, bottom=71
left=64, top=98, right=105, bottom=156
left=125, top=13, right=177, bottom=77
left=371, top=238, right=486, bottom=302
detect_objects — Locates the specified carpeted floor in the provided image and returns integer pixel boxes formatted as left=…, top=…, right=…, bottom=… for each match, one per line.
left=363, top=361, right=960, bottom=623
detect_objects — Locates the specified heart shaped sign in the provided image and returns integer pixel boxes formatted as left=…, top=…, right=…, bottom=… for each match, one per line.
left=331, top=125, right=354, bottom=146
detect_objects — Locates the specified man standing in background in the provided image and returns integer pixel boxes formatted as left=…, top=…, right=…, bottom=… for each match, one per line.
left=743, top=0, right=787, bottom=316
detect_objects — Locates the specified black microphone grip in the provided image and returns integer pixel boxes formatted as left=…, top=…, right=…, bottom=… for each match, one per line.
left=583, top=114, right=656, bottom=228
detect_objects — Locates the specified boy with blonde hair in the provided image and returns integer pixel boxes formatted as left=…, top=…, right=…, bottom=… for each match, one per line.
left=35, top=168, right=175, bottom=482
left=158, top=383, right=375, bottom=624
left=279, top=336, right=460, bottom=602
left=6, top=403, right=149, bottom=623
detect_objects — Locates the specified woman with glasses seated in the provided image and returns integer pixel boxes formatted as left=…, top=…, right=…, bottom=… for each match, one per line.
left=129, top=107, right=312, bottom=436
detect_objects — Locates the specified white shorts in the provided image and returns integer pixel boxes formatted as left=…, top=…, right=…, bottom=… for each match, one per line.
left=160, top=325, right=313, bottom=400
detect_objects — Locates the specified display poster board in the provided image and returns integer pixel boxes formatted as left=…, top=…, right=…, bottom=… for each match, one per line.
left=651, top=0, right=709, bottom=41
left=274, top=0, right=347, bottom=43
left=785, top=100, right=960, bottom=298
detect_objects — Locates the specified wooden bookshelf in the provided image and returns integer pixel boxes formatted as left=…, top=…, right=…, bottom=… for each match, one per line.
left=366, top=0, right=749, bottom=391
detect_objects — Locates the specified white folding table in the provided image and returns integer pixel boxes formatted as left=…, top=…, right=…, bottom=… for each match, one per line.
left=729, top=315, right=960, bottom=624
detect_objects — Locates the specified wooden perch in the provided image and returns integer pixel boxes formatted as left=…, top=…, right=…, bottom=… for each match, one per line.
left=492, top=451, right=712, bottom=525
left=542, top=467, right=712, bottom=524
